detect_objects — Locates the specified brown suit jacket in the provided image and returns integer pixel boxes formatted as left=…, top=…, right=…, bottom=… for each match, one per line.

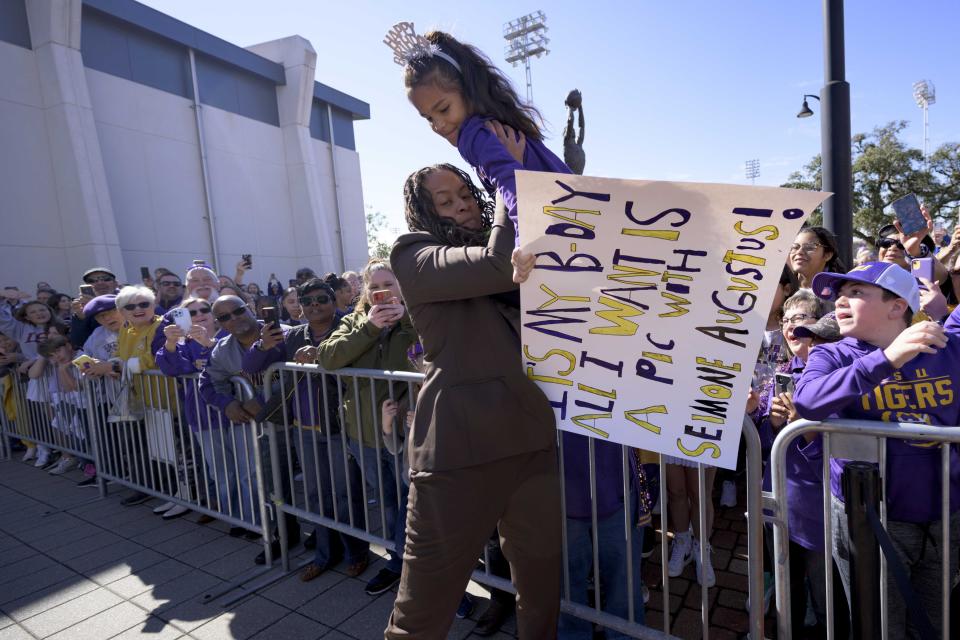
left=390, top=202, right=557, bottom=472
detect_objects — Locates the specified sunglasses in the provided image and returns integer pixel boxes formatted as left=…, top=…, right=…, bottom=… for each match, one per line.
left=159, top=280, right=182, bottom=287
left=877, top=237, right=905, bottom=251
left=215, top=306, right=248, bottom=324
left=86, top=275, right=115, bottom=283
left=299, top=294, right=331, bottom=306
left=188, top=307, right=212, bottom=317
left=122, top=301, right=152, bottom=311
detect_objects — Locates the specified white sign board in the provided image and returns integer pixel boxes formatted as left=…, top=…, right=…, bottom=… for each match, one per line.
left=516, top=171, right=830, bottom=469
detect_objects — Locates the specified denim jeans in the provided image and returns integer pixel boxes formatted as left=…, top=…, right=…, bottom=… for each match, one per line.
left=198, top=423, right=260, bottom=526
left=347, top=439, right=408, bottom=573
left=294, top=429, right=369, bottom=566
left=559, top=503, right=646, bottom=639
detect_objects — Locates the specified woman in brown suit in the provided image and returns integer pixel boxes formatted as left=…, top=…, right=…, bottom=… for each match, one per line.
left=385, top=162, right=561, bottom=639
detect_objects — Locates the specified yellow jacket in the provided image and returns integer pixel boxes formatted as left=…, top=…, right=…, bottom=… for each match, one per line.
left=116, top=317, right=177, bottom=414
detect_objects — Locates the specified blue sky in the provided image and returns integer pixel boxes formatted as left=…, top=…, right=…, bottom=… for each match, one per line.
left=139, top=0, right=959, bottom=239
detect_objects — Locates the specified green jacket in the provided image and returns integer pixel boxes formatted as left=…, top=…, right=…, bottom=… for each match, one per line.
left=316, top=304, right=417, bottom=448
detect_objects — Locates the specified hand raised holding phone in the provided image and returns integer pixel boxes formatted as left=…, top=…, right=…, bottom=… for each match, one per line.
left=369, top=290, right=403, bottom=329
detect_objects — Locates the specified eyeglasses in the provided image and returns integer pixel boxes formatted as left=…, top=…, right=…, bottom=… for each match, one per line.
left=86, top=275, right=115, bottom=283
left=122, top=301, right=152, bottom=311
left=159, top=280, right=182, bottom=287
left=188, top=307, right=212, bottom=317
left=788, top=242, right=823, bottom=254
left=877, top=237, right=905, bottom=251
left=214, top=306, right=248, bottom=323
left=781, top=313, right=813, bottom=327
left=299, top=295, right=331, bottom=306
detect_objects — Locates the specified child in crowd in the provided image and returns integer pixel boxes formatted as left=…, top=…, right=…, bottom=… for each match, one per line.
left=793, top=261, right=960, bottom=638
left=388, top=22, right=571, bottom=246
left=27, top=335, right=86, bottom=475
left=0, top=293, right=66, bottom=466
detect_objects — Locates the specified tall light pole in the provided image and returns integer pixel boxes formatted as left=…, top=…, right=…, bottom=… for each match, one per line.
left=797, top=0, right=852, bottom=269
left=504, top=11, right=549, bottom=103
left=745, top=159, right=760, bottom=185
left=913, top=79, right=936, bottom=161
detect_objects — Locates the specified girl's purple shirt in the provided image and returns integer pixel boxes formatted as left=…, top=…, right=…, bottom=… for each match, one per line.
left=457, top=115, right=572, bottom=243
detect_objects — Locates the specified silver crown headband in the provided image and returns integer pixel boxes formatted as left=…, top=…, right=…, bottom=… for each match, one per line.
left=383, top=21, right=461, bottom=73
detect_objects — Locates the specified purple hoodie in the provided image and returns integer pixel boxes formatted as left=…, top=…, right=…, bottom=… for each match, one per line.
left=794, top=337, right=960, bottom=523
left=457, top=115, right=572, bottom=244
left=156, top=331, right=226, bottom=431
left=759, top=356, right=827, bottom=550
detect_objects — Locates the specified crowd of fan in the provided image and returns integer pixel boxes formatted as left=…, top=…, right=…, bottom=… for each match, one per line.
left=2, top=209, right=960, bottom=638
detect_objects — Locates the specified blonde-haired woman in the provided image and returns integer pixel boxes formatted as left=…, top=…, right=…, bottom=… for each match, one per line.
left=316, top=258, right=418, bottom=596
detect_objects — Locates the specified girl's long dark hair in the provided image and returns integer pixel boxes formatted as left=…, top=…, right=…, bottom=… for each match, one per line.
left=403, top=164, right=493, bottom=247
left=404, top=31, right=544, bottom=141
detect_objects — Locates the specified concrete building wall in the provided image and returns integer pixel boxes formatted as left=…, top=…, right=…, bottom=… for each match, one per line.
left=0, top=0, right=371, bottom=294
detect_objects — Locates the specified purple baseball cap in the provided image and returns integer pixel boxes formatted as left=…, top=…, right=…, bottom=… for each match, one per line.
left=83, top=294, right=117, bottom=319
left=811, top=262, right=920, bottom=313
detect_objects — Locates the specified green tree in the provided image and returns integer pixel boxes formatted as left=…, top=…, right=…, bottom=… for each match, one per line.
left=781, top=121, right=960, bottom=241
left=366, top=208, right=391, bottom=260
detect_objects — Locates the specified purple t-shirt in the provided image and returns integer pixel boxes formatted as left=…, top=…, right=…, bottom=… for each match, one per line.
left=457, top=115, right=572, bottom=244
left=794, top=336, right=960, bottom=523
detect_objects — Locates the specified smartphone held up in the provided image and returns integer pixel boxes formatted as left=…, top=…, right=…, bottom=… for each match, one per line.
left=890, top=194, right=927, bottom=236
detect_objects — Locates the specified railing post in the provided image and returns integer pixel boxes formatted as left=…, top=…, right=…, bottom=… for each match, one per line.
left=841, top=461, right=881, bottom=640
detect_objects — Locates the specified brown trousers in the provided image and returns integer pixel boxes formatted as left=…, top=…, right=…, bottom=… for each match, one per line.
left=384, top=449, right=561, bottom=639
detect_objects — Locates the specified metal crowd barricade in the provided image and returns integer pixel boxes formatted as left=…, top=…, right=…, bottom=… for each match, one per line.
left=262, top=362, right=766, bottom=640
left=767, top=419, right=960, bottom=640
left=0, top=367, right=99, bottom=465
left=83, top=370, right=274, bottom=585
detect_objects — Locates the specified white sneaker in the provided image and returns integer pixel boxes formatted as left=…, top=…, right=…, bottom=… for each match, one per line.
left=720, top=480, right=737, bottom=507
left=152, top=501, right=175, bottom=514
left=667, top=532, right=693, bottom=577
left=22, top=447, right=37, bottom=462
left=693, top=538, right=716, bottom=588
left=161, top=504, right=190, bottom=520
left=34, top=453, right=50, bottom=468
left=48, top=457, right=75, bottom=475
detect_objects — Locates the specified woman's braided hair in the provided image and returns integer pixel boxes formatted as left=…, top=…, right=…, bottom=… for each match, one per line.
left=403, top=164, right=493, bottom=247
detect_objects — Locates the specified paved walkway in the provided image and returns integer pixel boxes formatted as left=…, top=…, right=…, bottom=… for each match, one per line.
left=0, top=458, right=508, bottom=640
left=1, top=456, right=760, bottom=639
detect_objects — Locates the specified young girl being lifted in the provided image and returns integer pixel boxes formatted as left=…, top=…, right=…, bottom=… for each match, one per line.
left=385, top=22, right=572, bottom=282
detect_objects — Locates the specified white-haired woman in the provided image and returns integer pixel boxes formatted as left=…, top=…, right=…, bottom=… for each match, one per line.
left=113, top=286, right=179, bottom=508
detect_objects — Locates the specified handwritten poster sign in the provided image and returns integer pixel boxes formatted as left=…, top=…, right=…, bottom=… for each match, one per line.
left=516, top=172, right=830, bottom=470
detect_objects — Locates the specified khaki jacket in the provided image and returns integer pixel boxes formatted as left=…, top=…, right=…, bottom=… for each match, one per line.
left=390, top=202, right=556, bottom=472
left=315, top=306, right=417, bottom=448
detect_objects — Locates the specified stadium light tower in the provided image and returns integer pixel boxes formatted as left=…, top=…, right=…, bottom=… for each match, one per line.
left=745, top=159, right=760, bottom=185
left=503, top=11, right=549, bottom=103
left=913, top=79, right=936, bottom=161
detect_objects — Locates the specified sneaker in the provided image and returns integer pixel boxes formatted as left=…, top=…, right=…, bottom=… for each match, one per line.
left=720, top=480, right=737, bottom=507
left=456, top=593, right=475, bottom=619
left=667, top=532, right=693, bottom=577
left=48, top=457, right=75, bottom=475
left=364, top=568, right=401, bottom=595
left=161, top=504, right=190, bottom=520
left=153, top=501, right=175, bottom=514
left=693, top=538, right=716, bottom=588
left=77, top=476, right=98, bottom=487
left=34, top=452, right=50, bottom=468
left=21, top=447, right=37, bottom=462
left=642, top=584, right=650, bottom=604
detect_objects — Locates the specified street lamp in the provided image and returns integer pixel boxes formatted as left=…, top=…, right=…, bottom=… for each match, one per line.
left=913, top=79, right=936, bottom=161
left=503, top=11, right=549, bottom=103
left=745, top=159, right=760, bottom=184
left=794, top=0, right=852, bottom=270
left=796, top=94, right=820, bottom=119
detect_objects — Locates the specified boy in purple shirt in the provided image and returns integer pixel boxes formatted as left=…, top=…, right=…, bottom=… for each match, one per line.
left=793, top=261, right=960, bottom=638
